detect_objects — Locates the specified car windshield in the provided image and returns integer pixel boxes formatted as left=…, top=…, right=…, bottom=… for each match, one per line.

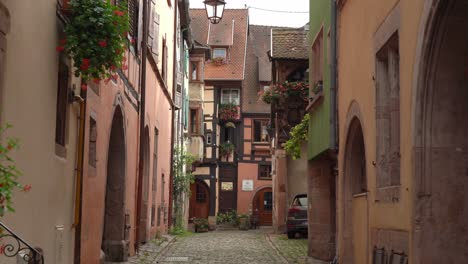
left=293, top=195, right=307, bottom=207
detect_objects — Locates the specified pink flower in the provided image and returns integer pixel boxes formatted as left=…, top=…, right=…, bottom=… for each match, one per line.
left=81, top=84, right=88, bottom=90
left=93, top=78, right=101, bottom=84
left=22, top=184, right=32, bottom=192
left=56, top=46, right=65, bottom=52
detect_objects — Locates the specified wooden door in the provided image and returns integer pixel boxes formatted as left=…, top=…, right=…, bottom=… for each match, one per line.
left=189, top=180, right=210, bottom=219
left=219, top=166, right=237, bottom=212
left=253, top=187, right=272, bottom=226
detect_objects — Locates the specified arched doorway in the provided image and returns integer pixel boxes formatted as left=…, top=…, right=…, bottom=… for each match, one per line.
left=413, top=1, right=468, bottom=262
left=189, top=179, right=210, bottom=219
left=101, top=106, right=127, bottom=262
left=137, top=126, right=150, bottom=244
left=252, top=187, right=273, bottom=226
left=342, top=117, right=367, bottom=264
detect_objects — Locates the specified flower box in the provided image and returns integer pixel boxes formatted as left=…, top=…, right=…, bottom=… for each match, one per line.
left=219, top=104, right=240, bottom=122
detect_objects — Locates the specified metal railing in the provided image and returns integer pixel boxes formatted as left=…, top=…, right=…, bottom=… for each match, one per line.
left=0, top=221, right=44, bottom=264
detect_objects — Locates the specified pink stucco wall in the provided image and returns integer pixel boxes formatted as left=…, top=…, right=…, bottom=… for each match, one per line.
left=237, top=162, right=272, bottom=214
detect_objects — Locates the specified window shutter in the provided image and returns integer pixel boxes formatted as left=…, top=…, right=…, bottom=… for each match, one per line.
left=128, top=0, right=139, bottom=50
left=148, top=1, right=155, bottom=49
left=152, top=13, right=160, bottom=61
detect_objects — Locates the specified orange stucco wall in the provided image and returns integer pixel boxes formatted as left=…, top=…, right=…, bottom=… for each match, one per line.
left=337, top=0, right=427, bottom=262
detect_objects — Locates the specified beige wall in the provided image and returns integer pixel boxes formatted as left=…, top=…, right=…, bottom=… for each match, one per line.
left=286, top=143, right=308, bottom=205
left=337, top=0, right=425, bottom=261
left=1, top=0, right=81, bottom=263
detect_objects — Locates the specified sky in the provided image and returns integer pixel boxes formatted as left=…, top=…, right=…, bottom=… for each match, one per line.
left=189, top=0, right=309, bottom=28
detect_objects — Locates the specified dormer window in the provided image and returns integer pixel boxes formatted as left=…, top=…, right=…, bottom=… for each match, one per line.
left=213, top=48, right=227, bottom=60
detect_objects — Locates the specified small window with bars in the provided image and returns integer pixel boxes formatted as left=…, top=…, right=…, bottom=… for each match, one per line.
left=258, top=164, right=272, bottom=180
left=196, top=183, right=207, bottom=203
left=127, top=0, right=139, bottom=51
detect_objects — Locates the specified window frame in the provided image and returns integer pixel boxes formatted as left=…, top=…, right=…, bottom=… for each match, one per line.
left=220, top=88, right=240, bottom=105
left=252, top=119, right=270, bottom=144
left=55, top=54, right=69, bottom=151
left=189, top=108, right=200, bottom=135
left=212, top=48, right=227, bottom=59
left=258, top=163, right=272, bottom=180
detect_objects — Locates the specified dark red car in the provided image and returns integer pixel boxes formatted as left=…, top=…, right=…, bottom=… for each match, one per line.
left=286, top=193, right=308, bottom=239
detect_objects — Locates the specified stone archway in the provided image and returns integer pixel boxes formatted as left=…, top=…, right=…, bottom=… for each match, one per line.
left=137, top=126, right=151, bottom=244
left=102, top=106, right=128, bottom=262
left=342, top=114, right=368, bottom=264
left=413, top=0, right=468, bottom=263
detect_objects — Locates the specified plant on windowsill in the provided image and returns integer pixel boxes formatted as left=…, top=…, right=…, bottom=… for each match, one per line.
left=218, top=103, right=240, bottom=122
left=219, top=142, right=235, bottom=161
left=0, top=124, right=31, bottom=218
left=260, top=81, right=309, bottom=105
left=56, top=0, right=130, bottom=88
left=211, top=56, right=226, bottom=66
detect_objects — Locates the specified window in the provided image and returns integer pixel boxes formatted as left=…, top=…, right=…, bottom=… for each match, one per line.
left=148, top=1, right=160, bottom=61
left=375, top=33, right=400, bottom=189
left=55, top=55, right=69, bottom=148
left=258, top=164, right=272, bottom=180
left=190, top=61, right=201, bottom=81
left=253, top=120, right=269, bottom=143
left=221, top=89, right=240, bottom=105
left=206, top=133, right=212, bottom=145
left=213, top=48, right=226, bottom=59
left=196, top=183, right=207, bottom=203
left=190, top=109, right=200, bottom=134
left=311, top=29, right=324, bottom=86
left=128, top=0, right=139, bottom=50
left=162, top=37, right=168, bottom=82
left=263, top=192, right=272, bottom=211
left=89, top=117, right=97, bottom=167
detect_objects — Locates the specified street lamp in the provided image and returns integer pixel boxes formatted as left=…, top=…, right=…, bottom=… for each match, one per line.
left=203, top=0, right=226, bottom=24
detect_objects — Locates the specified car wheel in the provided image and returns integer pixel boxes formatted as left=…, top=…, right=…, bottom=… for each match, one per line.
left=287, top=231, right=295, bottom=239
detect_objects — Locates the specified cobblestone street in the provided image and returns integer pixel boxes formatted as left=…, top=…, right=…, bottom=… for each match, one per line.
left=153, top=229, right=306, bottom=264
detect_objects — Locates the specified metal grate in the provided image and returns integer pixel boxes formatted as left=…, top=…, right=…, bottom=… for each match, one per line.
left=164, top=256, right=190, bottom=262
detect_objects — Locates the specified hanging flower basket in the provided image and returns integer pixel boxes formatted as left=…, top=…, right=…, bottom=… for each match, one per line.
left=261, top=81, right=309, bottom=105
left=56, top=0, right=130, bottom=86
left=219, top=103, right=240, bottom=122
left=219, top=142, right=235, bottom=161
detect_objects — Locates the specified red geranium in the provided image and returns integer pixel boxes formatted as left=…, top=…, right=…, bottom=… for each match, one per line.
left=99, top=40, right=108, bottom=47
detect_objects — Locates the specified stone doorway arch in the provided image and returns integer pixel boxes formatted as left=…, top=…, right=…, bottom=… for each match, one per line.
left=412, top=0, right=468, bottom=262
left=101, top=106, right=128, bottom=262
left=342, top=112, right=368, bottom=264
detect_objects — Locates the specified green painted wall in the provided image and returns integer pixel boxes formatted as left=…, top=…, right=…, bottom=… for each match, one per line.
left=307, top=0, right=332, bottom=160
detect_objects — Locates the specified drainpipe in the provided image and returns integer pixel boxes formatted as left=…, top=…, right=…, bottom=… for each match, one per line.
left=330, top=0, right=339, bottom=261
left=168, top=0, right=178, bottom=229
left=73, top=87, right=87, bottom=264
left=330, top=0, right=338, bottom=151
left=136, top=0, right=148, bottom=249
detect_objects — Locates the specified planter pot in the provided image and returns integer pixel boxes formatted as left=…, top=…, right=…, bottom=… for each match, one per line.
left=238, top=217, right=250, bottom=230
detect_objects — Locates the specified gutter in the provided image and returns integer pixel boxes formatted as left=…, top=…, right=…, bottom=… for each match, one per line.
left=136, top=0, right=148, bottom=248
left=73, top=87, right=87, bottom=264
left=168, top=0, right=179, bottom=229
left=330, top=0, right=338, bottom=151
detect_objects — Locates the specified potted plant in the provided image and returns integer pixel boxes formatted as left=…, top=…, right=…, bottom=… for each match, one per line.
left=56, top=0, right=130, bottom=89
left=261, top=81, right=309, bottom=105
left=219, top=142, right=234, bottom=161
left=193, top=218, right=209, bottom=233
left=211, top=56, right=225, bottom=66
left=238, top=214, right=250, bottom=230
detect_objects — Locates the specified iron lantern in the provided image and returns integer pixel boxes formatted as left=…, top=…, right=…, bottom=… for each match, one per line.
left=203, top=0, right=226, bottom=24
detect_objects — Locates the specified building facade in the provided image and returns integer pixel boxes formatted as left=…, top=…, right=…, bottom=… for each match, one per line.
left=0, top=0, right=81, bottom=263
left=306, top=0, right=337, bottom=262
left=336, top=0, right=468, bottom=263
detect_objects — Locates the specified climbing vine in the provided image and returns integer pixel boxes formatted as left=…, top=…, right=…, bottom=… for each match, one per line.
left=284, top=114, right=309, bottom=160
left=172, top=147, right=195, bottom=233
